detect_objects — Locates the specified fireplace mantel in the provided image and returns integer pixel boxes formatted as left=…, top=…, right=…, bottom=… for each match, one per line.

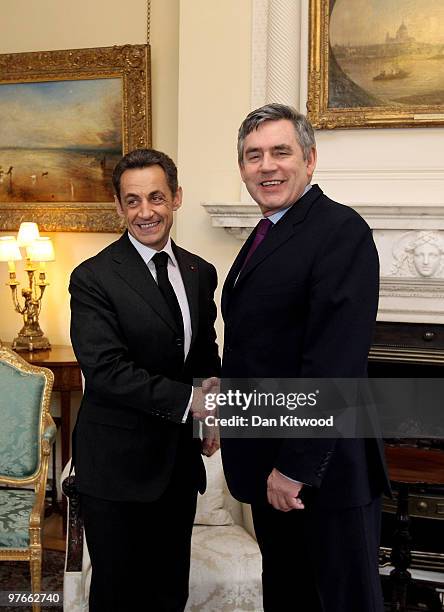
left=202, top=200, right=444, bottom=324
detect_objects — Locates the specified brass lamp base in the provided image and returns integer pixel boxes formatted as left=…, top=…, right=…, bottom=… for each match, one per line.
left=13, top=334, right=51, bottom=352
left=13, top=324, right=51, bottom=352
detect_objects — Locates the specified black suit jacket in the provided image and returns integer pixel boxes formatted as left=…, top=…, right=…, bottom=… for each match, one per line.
left=69, top=232, right=220, bottom=502
left=221, top=185, right=390, bottom=508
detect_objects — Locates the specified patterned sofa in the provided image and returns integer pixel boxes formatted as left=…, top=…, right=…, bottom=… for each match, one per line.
left=62, top=451, right=263, bottom=612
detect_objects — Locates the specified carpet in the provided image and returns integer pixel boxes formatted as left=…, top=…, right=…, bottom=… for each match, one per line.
left=0, top=550, right=64, bottom=611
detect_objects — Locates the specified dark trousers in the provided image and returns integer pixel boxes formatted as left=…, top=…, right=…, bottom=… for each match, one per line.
left=251, top=495, right=384, bottom=612
left=81, top=454, right=199, bottom=612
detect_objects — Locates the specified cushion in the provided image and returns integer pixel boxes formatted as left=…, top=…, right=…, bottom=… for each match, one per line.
left=187, top=525, right=263, bottom=611
left=0, top=361, right=44, bottom=478
left=194, top=452, right=233, bottom=526
left=0, top=489, right=35, bottom=548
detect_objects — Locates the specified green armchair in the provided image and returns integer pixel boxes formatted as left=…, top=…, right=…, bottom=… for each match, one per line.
left=0, top=344, right=56, bottom=611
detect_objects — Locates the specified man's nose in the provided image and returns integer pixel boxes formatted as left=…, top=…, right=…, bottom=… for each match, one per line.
left=138, top=199, right=154, bottom=218
left=260, top=153, right=277, bottom=172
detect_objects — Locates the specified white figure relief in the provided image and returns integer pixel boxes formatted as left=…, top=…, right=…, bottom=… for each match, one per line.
left=390, top=231, right=444, bottom=278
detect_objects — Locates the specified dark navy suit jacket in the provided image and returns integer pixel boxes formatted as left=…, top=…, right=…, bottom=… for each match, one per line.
left=221, top=185, right=390, bottom=508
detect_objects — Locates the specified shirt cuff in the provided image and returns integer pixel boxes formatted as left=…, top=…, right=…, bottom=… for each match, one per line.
left=276, top=469, right=308, bottom=486
left=182, top=388, right=193, bottom=423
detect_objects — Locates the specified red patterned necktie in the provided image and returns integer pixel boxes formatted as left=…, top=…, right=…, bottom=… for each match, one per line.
left=241, top=218, right=273, bottom=271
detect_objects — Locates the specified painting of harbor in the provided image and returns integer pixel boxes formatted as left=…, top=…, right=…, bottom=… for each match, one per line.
left=0, top=78, right=122, bottom=202
left=329, top=0, right=444, bottom=108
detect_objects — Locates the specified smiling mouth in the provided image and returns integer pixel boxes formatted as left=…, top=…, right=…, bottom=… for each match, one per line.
left=260, top=180, right=284, bottom=187
left=137, top=221, right=160, bottom=230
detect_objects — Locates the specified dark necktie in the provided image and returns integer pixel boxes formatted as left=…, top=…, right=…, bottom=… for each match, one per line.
left=241, top=217, right=273, bottom=271
left=152, top=252, right=184, bottom=340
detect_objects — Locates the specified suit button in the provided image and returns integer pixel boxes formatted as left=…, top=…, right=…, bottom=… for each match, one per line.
left=176, top=337, right=184, bottom=347
left=225, top=345, right=231, bottom=353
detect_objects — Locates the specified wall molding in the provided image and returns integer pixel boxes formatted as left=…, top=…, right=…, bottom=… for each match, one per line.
left=314, top=168, right=444, bottom=182
left=202, top=203, right=261, bottom=240
left=380, top=278, right=444, bottom=299
left=202, top=202, right=444, bottom=237
left=352, top=205, right=444, bottom=229
left=251, top=0, right=301, bottom=109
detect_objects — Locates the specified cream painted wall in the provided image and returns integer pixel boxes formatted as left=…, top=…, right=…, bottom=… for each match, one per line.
left=0, top=0, right=180, bottom=345
left=176, top=0, right=252, bottom=343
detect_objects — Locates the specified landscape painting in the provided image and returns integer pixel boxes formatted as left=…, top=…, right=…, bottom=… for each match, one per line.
left=0, top=44, right=151, bottom=232
left=0, top=79, right=122, bottom=203
left=308, top=0, right=444, bottom=128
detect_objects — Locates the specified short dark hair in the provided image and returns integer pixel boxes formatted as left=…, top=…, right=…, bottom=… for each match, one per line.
left=112, top=148, right=178, bottom=201
left=237, top=103, right=316, bottom=165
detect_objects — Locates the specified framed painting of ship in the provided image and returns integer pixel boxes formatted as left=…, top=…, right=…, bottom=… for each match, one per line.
left=0, top=45, right=151, bottom=232
left=307, top=0, right=444, bottom=129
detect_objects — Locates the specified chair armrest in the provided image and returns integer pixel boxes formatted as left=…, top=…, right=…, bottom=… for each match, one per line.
left=30, top=423, right=55, bottom=527
left=43, top=423, right=57, bottom=446
left=241, top=503, right=257, bottom=540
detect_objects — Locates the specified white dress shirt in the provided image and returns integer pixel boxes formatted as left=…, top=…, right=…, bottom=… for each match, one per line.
left=128, top=233, right=193, bottom=420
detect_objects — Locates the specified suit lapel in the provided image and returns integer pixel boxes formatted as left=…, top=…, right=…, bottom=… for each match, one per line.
left=223, top=229, right=256, bottom=293
left=110, top=232, right=178, bottom=333
left=235, top=185, right=323, bottom=287
left=173, top=242, right=199, bottom=351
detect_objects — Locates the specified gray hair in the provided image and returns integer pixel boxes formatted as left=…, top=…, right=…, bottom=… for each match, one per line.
left=237, top=103, right=316, bottom=165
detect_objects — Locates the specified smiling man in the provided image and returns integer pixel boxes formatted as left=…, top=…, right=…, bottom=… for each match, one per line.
left=221, top=104, right=390, bottom=612
left=69, top=148, right=220, bottom=612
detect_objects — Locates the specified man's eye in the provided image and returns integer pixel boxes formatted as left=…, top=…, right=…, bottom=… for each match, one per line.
left=247, top=155, right=260, bottom=162
left=127, top=200, right=138, bottom=207
left=152, top=195, right=166, bottom=203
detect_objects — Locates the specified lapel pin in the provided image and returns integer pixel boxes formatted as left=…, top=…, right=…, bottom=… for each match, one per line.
left=190, top=265, right=197, bottom=271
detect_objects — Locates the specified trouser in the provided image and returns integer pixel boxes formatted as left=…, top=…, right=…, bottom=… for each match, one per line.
left=251, top=495, right=384, bottom=612
left=81, top=457, right=199, bottom=612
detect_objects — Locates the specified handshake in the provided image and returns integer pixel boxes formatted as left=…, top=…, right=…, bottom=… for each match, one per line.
left=190, top=376, right=220, bottom=457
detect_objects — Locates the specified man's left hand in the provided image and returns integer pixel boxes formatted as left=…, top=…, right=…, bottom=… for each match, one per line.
left=267, top=468, right=305, bottom=512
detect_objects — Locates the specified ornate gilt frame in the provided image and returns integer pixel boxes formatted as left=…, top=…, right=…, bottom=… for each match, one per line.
left=307, top=0, right=444, bottom=129
left=0, top=44, right=151, bottom=232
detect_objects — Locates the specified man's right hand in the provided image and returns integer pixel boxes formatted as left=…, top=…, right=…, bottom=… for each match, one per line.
left=267, top=468, right=305, bottom=512
left=190, top=376, right=220, bottom=420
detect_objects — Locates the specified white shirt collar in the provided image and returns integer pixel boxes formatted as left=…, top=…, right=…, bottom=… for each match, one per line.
left=127, top=233, right=178, bottom=267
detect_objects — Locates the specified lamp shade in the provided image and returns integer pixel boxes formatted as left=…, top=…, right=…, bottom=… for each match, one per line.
left=0, top=236, right=22, bottom=262
left=26, top=237, right=55, bottom=262
left=17, top=222, right=40, bottom=247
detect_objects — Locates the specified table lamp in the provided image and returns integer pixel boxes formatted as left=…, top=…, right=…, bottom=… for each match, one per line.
left=0, top=223, right=55, bottom=351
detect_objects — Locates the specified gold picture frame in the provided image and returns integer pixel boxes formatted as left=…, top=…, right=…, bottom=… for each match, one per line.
left=307, top=0, right=444, bottom=129
left=0, top=44, right=151, bottom=232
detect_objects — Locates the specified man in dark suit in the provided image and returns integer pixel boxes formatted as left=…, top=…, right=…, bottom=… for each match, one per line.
left=221, top=104, right=390, bottom=612
left=69, top=148, right=220, bottom=612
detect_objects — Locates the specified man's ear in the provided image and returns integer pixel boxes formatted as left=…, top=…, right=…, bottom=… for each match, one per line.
left=239, top=162, right=246, bottom=183
left=306, top=147, right=317, bottom=180
left=115, top=195, right=124, bottom=217
left=172, top=186, right=183, bottom=211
